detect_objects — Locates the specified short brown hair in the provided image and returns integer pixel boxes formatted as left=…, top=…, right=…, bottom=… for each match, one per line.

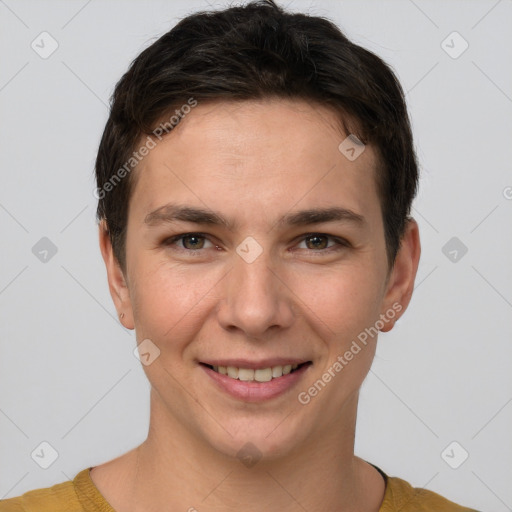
left=95, top=0, right=418, bottom=272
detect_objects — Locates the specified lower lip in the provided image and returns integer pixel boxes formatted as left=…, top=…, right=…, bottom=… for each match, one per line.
left=201, top=364, right=311, bottom=402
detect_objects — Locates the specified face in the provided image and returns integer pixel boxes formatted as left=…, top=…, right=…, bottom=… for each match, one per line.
left=101, top=99, right=419, bottom=460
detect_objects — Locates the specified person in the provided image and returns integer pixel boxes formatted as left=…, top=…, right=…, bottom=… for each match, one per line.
left=0, top=1, right=480, bottom=510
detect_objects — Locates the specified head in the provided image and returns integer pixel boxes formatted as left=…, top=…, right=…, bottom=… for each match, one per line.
left=97, top=1, right=420, bottom=461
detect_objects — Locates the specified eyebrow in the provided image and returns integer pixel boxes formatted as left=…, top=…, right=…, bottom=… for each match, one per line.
left=144, top=203, right=365, bottom=230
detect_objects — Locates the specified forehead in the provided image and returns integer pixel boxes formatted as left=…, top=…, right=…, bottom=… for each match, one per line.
left=128, top=98, right=380, bottom=229
left=160, top=98, right=357, bottom=169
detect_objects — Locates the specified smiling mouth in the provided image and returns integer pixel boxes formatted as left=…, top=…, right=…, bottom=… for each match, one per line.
left=200, top=362, right=312, bottom=382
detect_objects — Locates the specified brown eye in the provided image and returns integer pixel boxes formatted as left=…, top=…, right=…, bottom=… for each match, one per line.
left=304, top=235, right=329, bottom=250
left=295, top=233, right=349, bottom=255
left=181, top=234, right=206, bottom=250
left=164, top=233, right=215, bottom=251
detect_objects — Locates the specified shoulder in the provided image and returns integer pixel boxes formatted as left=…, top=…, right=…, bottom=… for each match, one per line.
left=381, top=474, right=480, bottom=512
left=0, top=469, right=91, bottom=512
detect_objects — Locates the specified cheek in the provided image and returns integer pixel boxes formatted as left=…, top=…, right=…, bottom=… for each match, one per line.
left=129, top=257, right=226, bottom=342
left=289, top=264, right=383, bottom=343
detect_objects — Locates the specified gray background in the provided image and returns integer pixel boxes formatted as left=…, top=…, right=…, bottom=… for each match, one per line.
left=1, top=1, right=511, bottom=510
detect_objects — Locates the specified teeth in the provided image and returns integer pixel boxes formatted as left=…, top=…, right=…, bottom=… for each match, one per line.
left=254, top=368, right=272, bottom=382
left=210, top=363, right=303, bottom=381
left=271, top=365, right=283, bottom=378
left=227, top=366, right=238, bottom=379
left=238, top=368, right=254, bottom=381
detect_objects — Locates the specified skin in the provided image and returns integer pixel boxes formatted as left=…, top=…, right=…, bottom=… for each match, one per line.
left=94, top=98, right=420, bottom=512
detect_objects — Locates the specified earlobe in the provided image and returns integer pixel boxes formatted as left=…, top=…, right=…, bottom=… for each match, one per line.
left=379, top=219, right=421, bottom=333
left=98, top=220, right=135, bottom=330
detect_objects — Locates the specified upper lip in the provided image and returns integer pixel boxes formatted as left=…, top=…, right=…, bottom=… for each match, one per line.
left=200, top=358, right=311, bottom=369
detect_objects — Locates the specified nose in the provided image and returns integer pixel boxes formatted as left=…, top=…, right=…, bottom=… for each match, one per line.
left=216, top=249, right=295, bottom=339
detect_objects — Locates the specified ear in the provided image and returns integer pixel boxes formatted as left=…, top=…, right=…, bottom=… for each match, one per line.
left=98, top=219, right=135, bottom=330
left=379, top=219, right=421, bottom=332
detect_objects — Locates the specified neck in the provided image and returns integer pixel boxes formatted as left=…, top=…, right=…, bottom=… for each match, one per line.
left=122, top=390, right=384, bottom=512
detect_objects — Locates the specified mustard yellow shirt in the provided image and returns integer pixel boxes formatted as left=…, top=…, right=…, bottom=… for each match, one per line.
left=0, top=465, right=479, bottom=511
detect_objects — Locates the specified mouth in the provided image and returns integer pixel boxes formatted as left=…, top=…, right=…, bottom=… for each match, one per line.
left=199, top=361, right=312, bottom=382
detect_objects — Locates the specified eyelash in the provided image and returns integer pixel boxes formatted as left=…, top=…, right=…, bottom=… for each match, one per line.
left=163, top=232, right=350, bottom=255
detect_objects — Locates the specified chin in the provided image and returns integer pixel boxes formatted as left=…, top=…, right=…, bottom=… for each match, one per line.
left=199, top=414, right=311, bottom=465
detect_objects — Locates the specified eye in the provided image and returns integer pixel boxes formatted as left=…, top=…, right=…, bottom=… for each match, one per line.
left=164, top=233, right=216, bottom=251
left=295, top=233, right=349, bottom=253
